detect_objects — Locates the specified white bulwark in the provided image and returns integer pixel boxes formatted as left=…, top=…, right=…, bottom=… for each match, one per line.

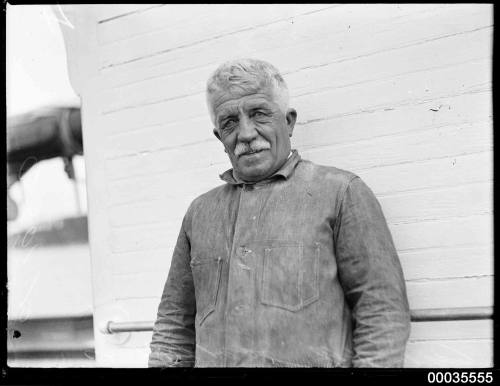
left=59, top=4, right=493, bottom=367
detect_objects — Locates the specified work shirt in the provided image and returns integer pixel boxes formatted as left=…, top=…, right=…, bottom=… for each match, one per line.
left=149, top=150, right=411, bottom=367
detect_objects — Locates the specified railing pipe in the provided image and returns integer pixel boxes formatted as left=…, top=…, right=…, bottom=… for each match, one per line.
left=100, top=306, right=493, bottom=334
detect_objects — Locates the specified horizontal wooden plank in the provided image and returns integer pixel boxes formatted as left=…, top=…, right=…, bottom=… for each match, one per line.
left=112, top=271, right=492, bottom=312
left=94, top=298, right=160, bottom=324
left=105, top=138, right=225, bottom=181
left=108, top=242, right=493, bottom=283
left=358, top=150, right=492, bottom=196
left=105, top=150, right=492, bottom=208
left=399, top=245, right=493, bottom=281
left=113, top=273, right=166, bottom=300
left=105, top=117, right=491, bottom=184
left=390, top=213, right=492, bottom=252
left=108, top=233, right=493, bottom=284
left=100, top=25, right=492, bottom=114
left=410, top=320, right=492, bottom=341
left=106, top=179, right=492, bottom=238
left=404, top=339, right=492, bottom=367
left=107, top=229, right=493, bottom=284
left=303, top=119, right=491, bottom=173
left=109, top=214, right=493, bottom=256
left=295, top=90, right=492, bottom=152
left=106, top=163, right=223, bottom=206
left=108, top=196, right=191, bottom=229
left=108, top=191, right=495, bottom=255
left=100, top=92, right=207, bottom=134
left=109, top=221, right=181, bottom=254
left=406, top=276, right=492, bottom=310
left=380, top=181, right=492, bottom=224
left=104, top=90, right=491, bottom=159
left=105, top=117, right=215, bottom=159
left=111, top=247, right=174, bottom=276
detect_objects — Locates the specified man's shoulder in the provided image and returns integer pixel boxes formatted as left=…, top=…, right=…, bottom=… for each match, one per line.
left=187, top=182, right=233, bottom=214
left=298, top=158, right=359, bottom=186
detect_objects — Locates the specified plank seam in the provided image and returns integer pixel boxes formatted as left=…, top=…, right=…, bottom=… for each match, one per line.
left=406, top=274, right=493, bottom=284
left=377, top=180, right=493, bottom=199
left=353, top=149, right=492, bottom=173
left=408, top=338, right=492, bottom=342
left=97, top=5, right=165, bottom=24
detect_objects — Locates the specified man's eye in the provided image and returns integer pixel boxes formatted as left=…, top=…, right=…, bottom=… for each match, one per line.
left=222, top=119, right=237, bottom=131
left=253, top=111, right=271, bottom=120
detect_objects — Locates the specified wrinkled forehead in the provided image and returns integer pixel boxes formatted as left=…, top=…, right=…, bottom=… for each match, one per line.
left=208, top=85, right=277, bottom=119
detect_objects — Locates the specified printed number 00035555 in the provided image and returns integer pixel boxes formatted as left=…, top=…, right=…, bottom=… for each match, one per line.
left=427, top=372, right=493, bottom=384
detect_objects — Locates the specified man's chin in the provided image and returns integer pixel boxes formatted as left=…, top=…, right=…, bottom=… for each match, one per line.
left=235, top=164, right=275, bottom=182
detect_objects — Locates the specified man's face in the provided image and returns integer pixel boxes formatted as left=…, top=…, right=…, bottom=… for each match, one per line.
left=211, top=88, right=297, bottom=182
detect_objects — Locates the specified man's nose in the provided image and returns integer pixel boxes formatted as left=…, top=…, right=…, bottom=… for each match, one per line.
left=237, top=116, right=258, bottom=142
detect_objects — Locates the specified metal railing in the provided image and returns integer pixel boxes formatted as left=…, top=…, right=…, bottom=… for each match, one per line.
left=100, top=306, right=493, bottom=334
left=101, top=320, right=154, bottom=334
left=410, top=306, right=493, bottom=322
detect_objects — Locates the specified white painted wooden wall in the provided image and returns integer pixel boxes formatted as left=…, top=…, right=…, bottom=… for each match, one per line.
left=60, top=4, right=493, bottom=367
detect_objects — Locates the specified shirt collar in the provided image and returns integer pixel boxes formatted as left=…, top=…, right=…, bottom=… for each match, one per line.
left=219, top=149, right=301, bottom=186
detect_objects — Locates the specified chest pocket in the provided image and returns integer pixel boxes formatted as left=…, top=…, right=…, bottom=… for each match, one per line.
left=190, top=256, right=223, bottom=325
left=260, top=241, right=320, bottom=312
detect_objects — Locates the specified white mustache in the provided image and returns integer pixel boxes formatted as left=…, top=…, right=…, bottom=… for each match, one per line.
left=234, top=141, right=271, bottom=157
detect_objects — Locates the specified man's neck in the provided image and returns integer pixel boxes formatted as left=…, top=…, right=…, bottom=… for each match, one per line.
left=230, top=150, right=297, bottom=185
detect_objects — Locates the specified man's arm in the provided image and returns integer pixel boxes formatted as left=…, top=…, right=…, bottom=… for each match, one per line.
left=148, top=211, right=196, bottom=367
left=333, top=176, right=411, bottom=367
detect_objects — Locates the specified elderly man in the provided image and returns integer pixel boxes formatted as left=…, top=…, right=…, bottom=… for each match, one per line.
left=149, top=58, right=411, bottom=368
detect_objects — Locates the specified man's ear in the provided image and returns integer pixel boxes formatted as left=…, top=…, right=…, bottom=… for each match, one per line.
left=286, top=108, right=297, bottom=137
left=213, top=127, right=221, bottom=141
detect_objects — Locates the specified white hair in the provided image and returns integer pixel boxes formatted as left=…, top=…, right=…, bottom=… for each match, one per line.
left=206, top=58, right=289, bottom=124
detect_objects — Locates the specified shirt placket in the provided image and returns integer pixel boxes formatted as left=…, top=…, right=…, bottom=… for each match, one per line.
left=223, top=183, right=263, bottom=366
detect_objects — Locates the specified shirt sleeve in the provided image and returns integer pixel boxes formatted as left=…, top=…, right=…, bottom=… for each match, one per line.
left=148, top=209, right=196, bottom=367
left=333, top=176, right=411, bottom=367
